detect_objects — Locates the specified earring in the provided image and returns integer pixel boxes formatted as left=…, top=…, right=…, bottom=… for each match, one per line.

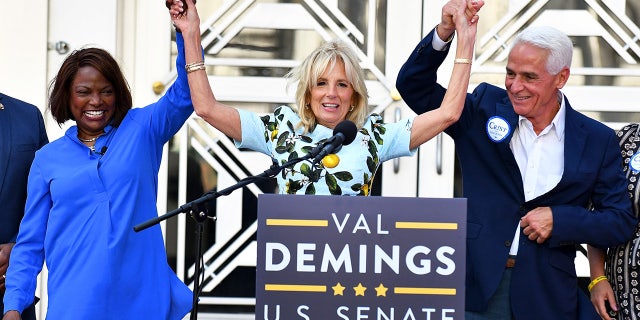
left=305, top=104, right=310, bottom=109
left=349, top=106, right=354, bottom=112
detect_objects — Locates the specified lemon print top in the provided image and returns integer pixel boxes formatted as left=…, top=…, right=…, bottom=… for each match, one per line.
left=236, top=106, right=416, bottom=195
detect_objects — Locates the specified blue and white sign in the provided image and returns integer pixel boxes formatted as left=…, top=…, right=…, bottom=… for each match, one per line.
left=256, top=194, right=467, bottom=320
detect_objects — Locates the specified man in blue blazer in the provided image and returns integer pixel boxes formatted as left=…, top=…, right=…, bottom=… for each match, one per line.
left=0, top=93, right=48, bottom=320
left=395, top=3, right=636, bottom=319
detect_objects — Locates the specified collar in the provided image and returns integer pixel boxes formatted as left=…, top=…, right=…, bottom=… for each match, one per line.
left=517, top=93, right=566, bottom=141
left=66, top=122, right=115, bottom=140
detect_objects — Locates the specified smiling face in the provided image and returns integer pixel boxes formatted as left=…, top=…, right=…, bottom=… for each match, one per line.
left=309, top=60, right=354, bottom=129
left=70, top=66, right=116, bottom=138
left=505, top=43, right=568, bottom=129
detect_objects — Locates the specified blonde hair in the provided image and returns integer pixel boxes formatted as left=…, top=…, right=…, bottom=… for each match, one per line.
left=286, top=39, right=368, bottom=133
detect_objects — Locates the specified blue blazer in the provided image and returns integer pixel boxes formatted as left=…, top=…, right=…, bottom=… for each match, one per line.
left=0, top=93, right=48, bottom=244
left=396, top=30, right=635, bottom=320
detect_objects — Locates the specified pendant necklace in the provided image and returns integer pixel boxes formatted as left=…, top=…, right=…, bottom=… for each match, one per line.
left=78, top=135, right=99, bottom=152
left=78, top=136, right=98, bottom=143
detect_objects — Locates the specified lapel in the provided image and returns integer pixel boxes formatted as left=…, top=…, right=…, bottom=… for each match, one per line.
left=494, top=100, right=523, bottom=189
left=559, top=102, right=586, bottom=184
left=526, top=99, right=586, bottom=204
left=0, top=93, right=11, bottom=194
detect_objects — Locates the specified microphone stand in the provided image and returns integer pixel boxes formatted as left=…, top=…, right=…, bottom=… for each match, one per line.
left=134, top=149, right=320, bottom=319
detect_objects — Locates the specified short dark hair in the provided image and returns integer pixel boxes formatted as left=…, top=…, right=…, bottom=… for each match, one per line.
left=48, top=47, right=132, bottom=127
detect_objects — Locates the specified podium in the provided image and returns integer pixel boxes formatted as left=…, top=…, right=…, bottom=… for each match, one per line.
left=256, top=194, right=467, bottom=319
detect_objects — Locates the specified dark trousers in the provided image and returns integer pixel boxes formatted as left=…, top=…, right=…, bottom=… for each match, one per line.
left=465, top=268, right=514, bottom=320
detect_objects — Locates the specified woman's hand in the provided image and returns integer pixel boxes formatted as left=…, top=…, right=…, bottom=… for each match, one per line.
left=439, top=0, right=483, bottom=40
left=0, top=243, right=13, bottom=295
left=167, top=0, right=200, bottom=36
left=2, top=310, right=21, bottom=320
left=453, top=0, right=483, bottom=41
left=590, top=279, right=616, bottom=320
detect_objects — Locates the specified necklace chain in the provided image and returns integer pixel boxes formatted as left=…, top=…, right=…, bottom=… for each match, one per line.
left=78, top=136, right=98, bottom=142
left=78, top=134, right=102, bottom=142
left=78, top=133, right=103, bottom=153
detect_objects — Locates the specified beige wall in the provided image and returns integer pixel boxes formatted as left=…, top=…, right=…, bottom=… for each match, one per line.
left=0, top=1, right=48, bottom=110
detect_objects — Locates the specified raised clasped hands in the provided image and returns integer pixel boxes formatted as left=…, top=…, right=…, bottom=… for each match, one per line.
left=167, top=0, right=199, bottom=36
left=439, top=0, right=484, bottom=41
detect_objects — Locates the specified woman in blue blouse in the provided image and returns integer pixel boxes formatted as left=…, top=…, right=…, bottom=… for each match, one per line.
left=2, top=5, right=199, bottom=320
left=172, top=0, right=482, bottom=195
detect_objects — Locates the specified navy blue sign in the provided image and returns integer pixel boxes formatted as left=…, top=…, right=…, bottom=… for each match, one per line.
left=256, top=194, right=467, bottom=320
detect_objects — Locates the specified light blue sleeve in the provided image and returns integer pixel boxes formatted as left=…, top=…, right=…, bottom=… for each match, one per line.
left=373, top=115, right=417, bottom=162
left=234, top=108, right=274, bottom=156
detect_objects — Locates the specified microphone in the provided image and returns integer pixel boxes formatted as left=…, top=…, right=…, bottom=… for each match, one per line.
left=96, top=146, right=108, bottom=156
left=312, top=120, right=357, bottom=164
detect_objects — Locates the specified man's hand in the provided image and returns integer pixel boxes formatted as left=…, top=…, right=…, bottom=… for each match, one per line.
left=0, top=242, right=15, bottom=295
left=438, top=0, right=484, bottom=40
left=520, top=207, right=553, bottom=243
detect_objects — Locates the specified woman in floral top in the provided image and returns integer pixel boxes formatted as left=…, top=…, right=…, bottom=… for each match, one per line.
left=170, top=0, right=482, bottom=195
left=589, top=123, right=640, bottom=320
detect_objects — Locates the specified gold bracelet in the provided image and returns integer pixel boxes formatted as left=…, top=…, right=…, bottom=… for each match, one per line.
left=186, top=64, right=206, bottom=73
left=185, top=61, right=206, bottom=73
left=454, top=58, right=472, bottom=65
left=185, top=61, right=204, bottom=68
left=587, top=275, right=608, bottom=292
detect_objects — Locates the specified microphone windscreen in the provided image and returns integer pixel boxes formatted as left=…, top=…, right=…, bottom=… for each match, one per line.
left=333, top=120, right=358, bottom=146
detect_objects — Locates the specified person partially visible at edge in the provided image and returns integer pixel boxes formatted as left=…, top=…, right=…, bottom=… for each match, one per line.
left=168, top=0, right=482, bottom=196
left=395, top=10, right=636, bottom=320
left=588, top=123, right=640, bottom=320
left=0, top=93, right=48, bottom=320
left=2, top=3, right=198, bottom=319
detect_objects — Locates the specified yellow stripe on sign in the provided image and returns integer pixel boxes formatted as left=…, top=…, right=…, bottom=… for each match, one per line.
left=266, top=219, right=328, bottom=227
left=265, top=284, right=327, bottom=292
left=395, top=221, right=458, bottom=230
left=394, top=287, right=457, bottom=295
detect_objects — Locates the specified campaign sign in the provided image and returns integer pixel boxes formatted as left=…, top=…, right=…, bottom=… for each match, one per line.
left=256, top=194, right=467, bottom=320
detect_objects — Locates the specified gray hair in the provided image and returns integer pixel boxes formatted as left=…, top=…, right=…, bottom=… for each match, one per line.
left=511, top=26, right=573, bottom=75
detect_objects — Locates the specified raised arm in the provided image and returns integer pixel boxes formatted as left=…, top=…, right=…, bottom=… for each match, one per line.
left=169, top=0, right=242, bottom=141
left=408, top=0, right=482, bottom=149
